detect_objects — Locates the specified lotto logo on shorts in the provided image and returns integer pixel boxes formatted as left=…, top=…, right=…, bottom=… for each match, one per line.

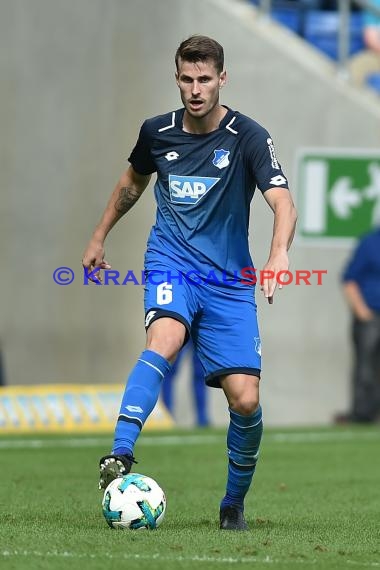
left=169, top=174, right=220, bottom=204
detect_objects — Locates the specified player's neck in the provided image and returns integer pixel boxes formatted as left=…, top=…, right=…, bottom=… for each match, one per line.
left=182, top=105, right=227, bottom=135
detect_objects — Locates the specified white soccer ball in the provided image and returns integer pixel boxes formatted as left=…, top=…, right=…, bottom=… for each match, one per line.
left=102, top=473, right=166, bottom=530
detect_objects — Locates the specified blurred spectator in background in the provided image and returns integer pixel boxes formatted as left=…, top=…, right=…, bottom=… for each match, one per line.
left=337, top=226, right=380, bottom=424
left=349, top=0, right=380, bottom=89
left=363, top=0, right=380, bottom=91
left=162, top=339, right=209, bottom=427
left=363, top=0, right=380, bottom=54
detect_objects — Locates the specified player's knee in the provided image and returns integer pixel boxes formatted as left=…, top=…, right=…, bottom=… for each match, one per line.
left=146, top=318, right=186, bottom=362
left=146, top=334, right=183, bottom=362
left=230, top=396, right=260, bottom=416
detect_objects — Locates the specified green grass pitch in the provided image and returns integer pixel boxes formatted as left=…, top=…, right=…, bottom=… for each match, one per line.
left=0, top=426, right=379, bottom=570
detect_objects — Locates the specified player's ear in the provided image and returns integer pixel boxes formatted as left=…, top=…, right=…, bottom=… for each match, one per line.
left=175, top=71, right=179, bottom=86
left=219, top=70, right=227, bottom=89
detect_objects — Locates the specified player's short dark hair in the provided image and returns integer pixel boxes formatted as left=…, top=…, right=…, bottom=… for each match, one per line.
left=175, top=35, right=224, bottom=74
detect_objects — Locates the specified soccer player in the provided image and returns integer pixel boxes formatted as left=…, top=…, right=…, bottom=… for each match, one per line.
left=82, top=35, right=297, bottom=531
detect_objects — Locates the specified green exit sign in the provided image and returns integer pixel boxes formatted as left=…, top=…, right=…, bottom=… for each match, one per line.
left=296, top=149, right=380, bottom=242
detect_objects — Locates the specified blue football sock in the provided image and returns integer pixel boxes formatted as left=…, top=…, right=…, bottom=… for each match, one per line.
left=220, top=405, right=263, bottom=511
left=112, top=350, right=171, bottom=456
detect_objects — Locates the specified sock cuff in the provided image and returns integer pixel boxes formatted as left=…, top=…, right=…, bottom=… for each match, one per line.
left=139, top=349, right=171, bottom=378
left=229, top=405, right=262, bottom=428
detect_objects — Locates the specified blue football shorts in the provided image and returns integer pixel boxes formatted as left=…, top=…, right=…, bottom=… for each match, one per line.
left=143, top=266, right=261, bottom=388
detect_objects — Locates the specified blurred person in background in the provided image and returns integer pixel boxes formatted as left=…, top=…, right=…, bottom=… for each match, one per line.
left=349, top=0, right=380, bottom=88
left=363, top=0, right=380, bottom=55
left=162, top=338, right=209, bottom=427
left=363, top=0, right=380, bottom=90
left=337, top=226, right=380, bottom=424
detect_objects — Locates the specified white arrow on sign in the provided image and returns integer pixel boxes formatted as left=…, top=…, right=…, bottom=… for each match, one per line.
left=329, top=177, right=362, bottom=218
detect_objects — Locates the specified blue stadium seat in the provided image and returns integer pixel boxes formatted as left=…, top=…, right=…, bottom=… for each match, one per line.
left=366, top=72, right=380, bottom=94
left=304, top=10, right=365, bottom=60
left=271, top=7, right=303, bottom=34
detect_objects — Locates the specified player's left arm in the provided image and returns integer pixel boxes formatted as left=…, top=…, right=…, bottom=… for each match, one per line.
left=261, top=187, right=297, bottom=304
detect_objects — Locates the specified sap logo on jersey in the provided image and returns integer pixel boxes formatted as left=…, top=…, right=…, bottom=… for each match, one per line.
left=169, top=174, right=220, bottom=204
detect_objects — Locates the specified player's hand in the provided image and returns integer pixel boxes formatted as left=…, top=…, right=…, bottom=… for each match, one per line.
left=356, top=307, right=375, bottom=322
left=82, top=239, right=111, bottom=284
left=260, top=250, right=289, bottom=304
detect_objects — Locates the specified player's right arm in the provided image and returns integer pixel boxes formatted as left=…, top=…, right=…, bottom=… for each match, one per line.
left=82, top=165, right=151, bottom=278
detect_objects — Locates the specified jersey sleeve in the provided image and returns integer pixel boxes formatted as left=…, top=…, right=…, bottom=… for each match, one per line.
left=128, top=120, right=156, bottom=175
left=242, top=125, right=289, bottom=193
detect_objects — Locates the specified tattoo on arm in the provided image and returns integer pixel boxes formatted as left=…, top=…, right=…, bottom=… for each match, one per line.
left=115, top=186, right=141, bottom=215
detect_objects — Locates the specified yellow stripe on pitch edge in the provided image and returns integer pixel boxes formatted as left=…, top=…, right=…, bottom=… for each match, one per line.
left=0, top=384, right=174, bottom=434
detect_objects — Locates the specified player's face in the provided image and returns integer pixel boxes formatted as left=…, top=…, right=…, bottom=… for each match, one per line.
left=176, top=59, right=226, bottom=120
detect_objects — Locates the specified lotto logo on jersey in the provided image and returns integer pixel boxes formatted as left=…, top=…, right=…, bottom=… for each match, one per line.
left=169, top=174, right=220, bottom=204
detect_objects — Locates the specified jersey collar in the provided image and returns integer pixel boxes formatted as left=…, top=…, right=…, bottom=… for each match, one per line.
left=175, top=106, right=235, bottom=133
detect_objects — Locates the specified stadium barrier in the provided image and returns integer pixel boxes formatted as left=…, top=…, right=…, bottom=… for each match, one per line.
left=0, top=384, right=174, bottom=434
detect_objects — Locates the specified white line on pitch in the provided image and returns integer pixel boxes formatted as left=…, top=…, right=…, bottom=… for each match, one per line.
left=0, top=430, right=378, bottom=450
left=1, top=550, right=379, bottom=567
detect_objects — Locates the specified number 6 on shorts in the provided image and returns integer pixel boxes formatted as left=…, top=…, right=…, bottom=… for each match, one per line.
left=157, top=282, right=173, bottom=305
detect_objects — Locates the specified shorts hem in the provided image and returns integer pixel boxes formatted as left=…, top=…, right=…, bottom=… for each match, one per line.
left=206, top=367, right=261, bottom=388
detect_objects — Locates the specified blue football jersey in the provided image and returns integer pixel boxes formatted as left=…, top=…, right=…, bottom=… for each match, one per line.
left=128, top=106, right=289, bottom=289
